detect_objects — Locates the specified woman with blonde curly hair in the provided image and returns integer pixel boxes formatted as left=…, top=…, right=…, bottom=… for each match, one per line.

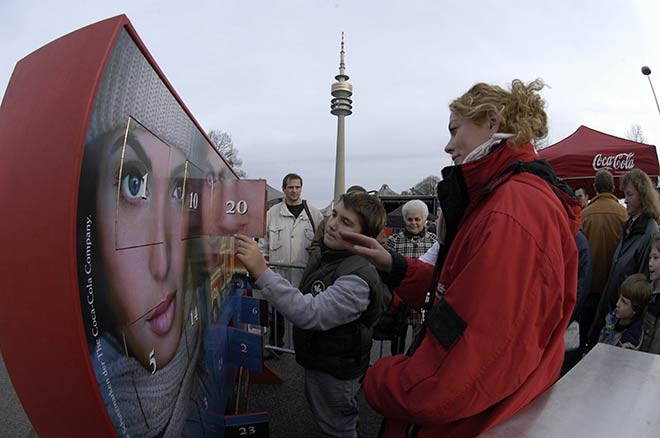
left=588, top=168, right=660, bottom=344
left=341, top=79, right=581, bottom=437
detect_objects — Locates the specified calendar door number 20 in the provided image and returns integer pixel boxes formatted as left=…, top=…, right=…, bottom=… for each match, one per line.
left=226, top=200, right=248, bottom=215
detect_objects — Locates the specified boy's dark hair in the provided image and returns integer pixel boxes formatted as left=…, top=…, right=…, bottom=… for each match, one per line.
left=282, top=173, right=303, bottom=189
left=653, top=230, right=660, bottom=255
left=346, top=185, right=367, bottom=193
left=339, top=192, right=386, bottom=239
left=620, top=273, right=652, bottom=314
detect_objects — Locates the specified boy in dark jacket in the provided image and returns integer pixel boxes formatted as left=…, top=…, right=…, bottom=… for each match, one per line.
left=235, top=192, right=389, bottom=438
left=599, top=273, right=651, bottom=350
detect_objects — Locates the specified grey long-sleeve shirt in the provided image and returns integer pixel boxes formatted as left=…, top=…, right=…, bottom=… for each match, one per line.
left=255, top=268, right=370, bottom=331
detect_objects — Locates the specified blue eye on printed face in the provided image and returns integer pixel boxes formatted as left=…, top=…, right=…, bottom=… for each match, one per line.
left=122, top=172, right=147, bottom=199
left=172, top=183, right=184, bottom=201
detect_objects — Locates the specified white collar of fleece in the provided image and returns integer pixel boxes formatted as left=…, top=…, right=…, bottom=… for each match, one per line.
left=462, top=132, right=515, bottom=164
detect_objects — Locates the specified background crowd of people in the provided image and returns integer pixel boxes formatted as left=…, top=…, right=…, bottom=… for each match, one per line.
left=244, top=76, right=660, bottom=438
left=580, top=168, right=660, bottom=356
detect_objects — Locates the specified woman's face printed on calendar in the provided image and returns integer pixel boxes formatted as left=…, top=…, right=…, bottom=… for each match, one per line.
left=95, top=125, right=188, bottom=371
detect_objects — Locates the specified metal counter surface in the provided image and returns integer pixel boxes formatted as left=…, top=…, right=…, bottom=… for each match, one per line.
left=481, top=343, right=660, bottom=437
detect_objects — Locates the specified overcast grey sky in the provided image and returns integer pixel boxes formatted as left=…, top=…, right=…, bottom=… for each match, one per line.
left=2, top=0, right=660, bottom=206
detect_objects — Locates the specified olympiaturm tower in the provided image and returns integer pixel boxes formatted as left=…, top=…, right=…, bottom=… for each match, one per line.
left=330, top=33, right=353, bottom=202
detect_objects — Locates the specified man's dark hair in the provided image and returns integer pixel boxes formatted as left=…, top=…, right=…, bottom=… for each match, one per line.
left=594, top=169, right=614, bottom=194
left=282, top=173, right=303, bottom=189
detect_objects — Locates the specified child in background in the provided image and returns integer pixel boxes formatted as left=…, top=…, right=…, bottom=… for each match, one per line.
left=235, top=192, right=389, bottom=438
left=642, top=232, right=660, bottom=353
left=599, top=273, right=651, bottom=350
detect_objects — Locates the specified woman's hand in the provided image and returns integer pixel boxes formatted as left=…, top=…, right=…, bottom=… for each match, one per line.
left=338, top=230, right=393, bottom=273
left=234, top=234, right=268, bottom=279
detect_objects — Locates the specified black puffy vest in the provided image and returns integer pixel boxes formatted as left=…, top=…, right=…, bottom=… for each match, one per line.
left=293, top=248, right=386, bottom=379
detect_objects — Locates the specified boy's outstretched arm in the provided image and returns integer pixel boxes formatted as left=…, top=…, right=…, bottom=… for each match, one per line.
left=339, top=230, right=393, bottom=273
left=235, top=234, right=268, bottom=278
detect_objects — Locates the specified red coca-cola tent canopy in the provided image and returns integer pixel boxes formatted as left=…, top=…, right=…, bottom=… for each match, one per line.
left=538, top=125, right=660, bottom=197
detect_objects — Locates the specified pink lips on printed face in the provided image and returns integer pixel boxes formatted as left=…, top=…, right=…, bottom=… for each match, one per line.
left=148, top=292, right=176, bottom=336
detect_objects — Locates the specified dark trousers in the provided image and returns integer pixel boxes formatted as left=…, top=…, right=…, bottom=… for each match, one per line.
left=390, top=325, right=409, bottom=355
left=561, top=349, right=582, bottom=377
left=580, top=293, right=601, bottom=349
left=269, top=309, right=285, bottom=348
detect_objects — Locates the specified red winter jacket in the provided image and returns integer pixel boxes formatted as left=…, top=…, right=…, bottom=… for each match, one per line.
left=363, top=143, right=580, bottom=437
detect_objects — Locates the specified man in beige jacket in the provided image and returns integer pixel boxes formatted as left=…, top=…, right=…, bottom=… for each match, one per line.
left=259, top=173, right=322, bottom=347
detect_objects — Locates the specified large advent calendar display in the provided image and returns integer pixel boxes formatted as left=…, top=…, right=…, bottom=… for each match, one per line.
left=0, top=15, right=271, bottom=437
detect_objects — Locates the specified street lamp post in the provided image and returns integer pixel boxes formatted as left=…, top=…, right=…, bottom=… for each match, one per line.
left=642, top=66, right=660, bottom=117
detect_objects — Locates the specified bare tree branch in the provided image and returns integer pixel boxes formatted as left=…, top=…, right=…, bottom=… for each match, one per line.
left=625, top=123, right=647, bottom=144
left=207, top=129, right=247, bottom=177
left=402, top=175, right=440, bottom=195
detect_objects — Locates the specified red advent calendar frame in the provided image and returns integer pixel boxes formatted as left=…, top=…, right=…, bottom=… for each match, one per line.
left=0, top=14, right=267, bottom=437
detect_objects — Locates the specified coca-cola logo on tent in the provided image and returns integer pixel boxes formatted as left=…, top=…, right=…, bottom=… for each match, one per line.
left=592, top=152, right=635, bottom=171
